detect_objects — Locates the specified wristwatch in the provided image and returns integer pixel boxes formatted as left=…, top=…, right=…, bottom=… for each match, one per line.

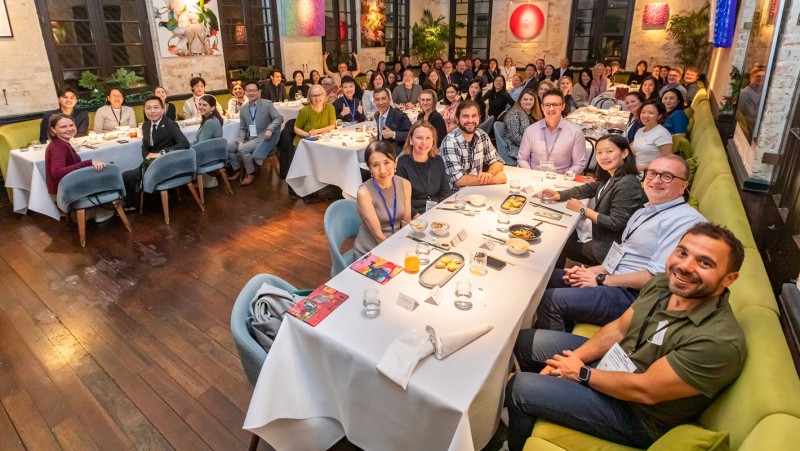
left=595, top=274, right=607, bottom=286
left=579, top=207, right=587, bottom=216
left=579, top=366, right=592, bottom=386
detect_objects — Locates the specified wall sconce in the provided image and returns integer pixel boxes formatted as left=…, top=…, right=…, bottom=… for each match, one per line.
left=234, top=23, right=246, bottom=44
left=643, top=3, right=670, bottom=26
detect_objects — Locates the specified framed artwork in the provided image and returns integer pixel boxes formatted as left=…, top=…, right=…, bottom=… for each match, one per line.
left=0, top=0, right=13, bottom=38
left=361, top=0, right=386, bottom=47
left=150, top=0, right=223, bottom=57
left=508, top=1, right=549, bottom=42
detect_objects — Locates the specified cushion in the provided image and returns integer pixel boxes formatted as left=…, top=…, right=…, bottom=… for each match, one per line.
left=572, top=323, right=601, bottom=338
left=523, top=436, right=568, bottom=451
left=695, top=174, right=756, bottom=249
left=737, top=414, right=800, bottom=451
left=686, top=157, right=698, bottom=187
left=728, top=248, right=779, bottom=314
left=531, top=421, right=641, bottom=451
left=647, top=424, right=728, bottom=451
left=673, top=136, right=693, bottom=160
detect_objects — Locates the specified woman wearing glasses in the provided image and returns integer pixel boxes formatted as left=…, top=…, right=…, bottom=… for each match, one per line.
left=516, top=89, right=587, bottom=174
left=293, top=84, right=336, bottom=146
left=631, top=100, right=673, bottom=172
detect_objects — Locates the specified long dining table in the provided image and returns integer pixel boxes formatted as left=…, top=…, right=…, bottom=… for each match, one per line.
left=243, top=166, right=586, bottom=450
left=4, top=120, right=241, bottom=220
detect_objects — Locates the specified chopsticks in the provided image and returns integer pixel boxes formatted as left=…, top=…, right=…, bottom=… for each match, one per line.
left=535, top=219, right=568, bottom=229
left=529, top=202, right=573, bottom=217
left=482, top=233, right=506, bottom=244
left=489, top=255, right=516, bottom=266
left=407, top=236, right=449, bottom=252
left=437, top=207, right=480, bottom=213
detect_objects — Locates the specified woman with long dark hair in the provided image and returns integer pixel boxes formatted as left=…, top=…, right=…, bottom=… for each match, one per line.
left=626, top=60, right=649, bottom=85
left=484, top=75, right=515, bottom=120
left=661, top=88, right=689, bottom=135
left=482, top=58, right=500, bottom=87
left=571, top=69, right=593, bottom=107
left=193, top=95, right=224, bottom=144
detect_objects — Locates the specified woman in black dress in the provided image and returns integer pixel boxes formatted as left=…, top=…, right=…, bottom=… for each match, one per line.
left=484, top=75, right=514, bottom=120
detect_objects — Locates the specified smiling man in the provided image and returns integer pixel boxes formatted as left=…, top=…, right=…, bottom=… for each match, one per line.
left=533, top=155, right=706, bottom=332
left=505, top=222, right=746, bottom=451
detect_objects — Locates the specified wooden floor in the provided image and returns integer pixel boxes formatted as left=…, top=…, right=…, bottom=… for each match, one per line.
left=0, top=171, right=337, bottom=450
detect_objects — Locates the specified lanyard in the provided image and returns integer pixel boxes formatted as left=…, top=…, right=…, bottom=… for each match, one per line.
left=344, top=96, right=356, bottom=121
left=193, top=96, right=201, bottom=114
left=373, top=178, right=397, bottom=232
left=623, top=202, right=685, bottom=242
left=111, top=108, right=122, bottom=126
left=596, top=178, right=612, bottom=201
left=630, top=294, right=690, bottom=355
left=541, top=126, right=563, bottom=162
left=249, top=104, right=257, bottom=122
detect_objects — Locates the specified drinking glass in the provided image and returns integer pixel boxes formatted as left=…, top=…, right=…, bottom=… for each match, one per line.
left=405, top=250, right=421, bottom=274
left=541, top=160, right=557, bottom=179
left=564, top=169, right=576, bottom=181
left=366, top=112, right=374, bottom=123
left=497, top=213, right=510, bottom=232
left=454, top=281, right=473, bottom=310
left=363, top=289, right=381, bottom=318
left=470, top=249, right=488, bottom=276
left=540, top=191, right=556, bottom=204
left=454, top=193, right=466, bottom=210
left=336, top=119, right=343, bottom=130
left=509, top=179, right=521, bottom=193
left=416, top=242, right=431, bottom=265
left=295, top=92, right=302, bottom=101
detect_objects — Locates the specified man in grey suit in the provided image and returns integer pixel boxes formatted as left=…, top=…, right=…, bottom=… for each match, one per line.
left=231, top=80, right=284, bottom=185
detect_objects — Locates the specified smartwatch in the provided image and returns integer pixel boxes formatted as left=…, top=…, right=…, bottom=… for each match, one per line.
left=579, top=207, right=587, bottom=216
left=595, top=273, right=607, bottom=286
left=579, top=366, right=592, bottom=386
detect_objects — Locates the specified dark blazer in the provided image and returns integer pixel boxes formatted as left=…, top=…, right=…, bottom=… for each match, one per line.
left=165, top=103, right=177, bottom=121
left=141, top=116, right=190, bottom=158
left=555, top=67, right=573, bottom=81
left=442, top=71, right=461, bottom=88
left=377, top=107, right=412, bottom=151
left=523, top=78, right=539, bottom=92
left=262, top=82, right=288, bottom=102
left=332, top=96, right=366, bottom=122
left=40, top=109, right=89, bottom=143
left=414, top=110, right=447, bottom=147
left=557, top=173, right=645, bottom=263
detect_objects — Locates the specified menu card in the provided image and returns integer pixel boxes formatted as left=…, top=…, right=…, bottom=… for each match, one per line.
left=287, top=284, right=349, bottom=326
left=350, top=252, right=404, bottom=285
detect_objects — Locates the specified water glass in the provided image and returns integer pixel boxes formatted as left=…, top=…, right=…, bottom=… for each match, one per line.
left=509, top=179, right=521, bottom=193
left=454, top=193, right=466, bottom=210
left=540, top=191, right=556, bottom=204
left=541, top=160, right=556, bottom=179
left=497, top=213, right=510, bottom=232
left=366, top=113, right=374, bottom=123
left=454, top=281, right=473, bottom=310
left=336, top=119, right=343, bottom=130
left=295, top=92, right=302, bottom=101
left=470, top=249, right=488, bottom=276
left=363, top=289, right=381, bottom=318
left=416, top=242, right=431, bottom=265
left=564, top=170, right=576, bottom=181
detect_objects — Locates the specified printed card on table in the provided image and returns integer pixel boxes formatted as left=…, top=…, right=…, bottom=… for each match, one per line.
left=350, top=252, right=404, bottom=284
left=287, top=284, right=349, bottom=327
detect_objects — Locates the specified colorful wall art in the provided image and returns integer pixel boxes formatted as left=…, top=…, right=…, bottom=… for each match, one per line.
left=281, top=0, right=326, bottom=37
left=508, top=2, right=548, bottom=42
left=151, top=0, right=223, bottom=57
left=643, top=3, right=670, bottom=26
left=361, top=0, right=386, bottom=47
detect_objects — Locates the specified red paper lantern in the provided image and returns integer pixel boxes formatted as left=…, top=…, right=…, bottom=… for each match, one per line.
left=509, top=4, right=545, bottom=40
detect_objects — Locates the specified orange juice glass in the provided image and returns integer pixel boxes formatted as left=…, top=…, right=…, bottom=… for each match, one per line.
left=405, top=250, right=420, bottom=273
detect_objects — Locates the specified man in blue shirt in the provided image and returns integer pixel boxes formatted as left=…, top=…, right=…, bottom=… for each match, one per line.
left=534, top=155, right=706, bottom=331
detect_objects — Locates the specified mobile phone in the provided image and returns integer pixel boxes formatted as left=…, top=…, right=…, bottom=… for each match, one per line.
left=487, top=256, right=507, bottom=271
left=304, top=135, right=318, bottom=141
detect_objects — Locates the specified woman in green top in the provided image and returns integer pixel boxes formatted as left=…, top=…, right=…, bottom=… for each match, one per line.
left=193, top=95, right=224, bottom=144
left=293, top=84, right=336, bottom=146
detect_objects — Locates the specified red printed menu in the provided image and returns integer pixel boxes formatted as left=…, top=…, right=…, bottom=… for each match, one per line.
left=287, top=284, right=349, bottom=327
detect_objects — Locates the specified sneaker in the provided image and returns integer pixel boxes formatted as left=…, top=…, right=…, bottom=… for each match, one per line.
left=94, top=209, right=115, bottom=223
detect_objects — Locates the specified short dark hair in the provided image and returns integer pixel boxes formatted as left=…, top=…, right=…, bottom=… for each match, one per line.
left=455, top=99, right=480, bottom=118
left=57, top=87, right=77, bottom=98
left=190, top=76, right=206, bottom=88
left=641, top=99, right=668, bottom=124
left=341, top=76, right=356, bottom=87
left=525, top=64, right=536, bottom=70
left=364, top=140, right=397, bottom=165
left=682, top=223, right=745, bottom=273
left=593, top=135, right=638, bottom=182
left=373, top=86, right=390, bottom=99
left=662, top=88, right=686, bottom=111
left=144, top=95, right=164, bottom=108
left=541, top=88, right=565, bottom=104
left=243, top=80, right=260, bottom=90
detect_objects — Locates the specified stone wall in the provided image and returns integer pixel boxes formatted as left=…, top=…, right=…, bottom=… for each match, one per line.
left=625, top=0, right=700, bottom=72
left=0, top=0, right=59, bottom=117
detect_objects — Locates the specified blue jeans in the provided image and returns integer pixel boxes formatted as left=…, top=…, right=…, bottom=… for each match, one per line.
left=533, top=269, right=639, bottom=331
left=506, top=329, right=653, bottom=451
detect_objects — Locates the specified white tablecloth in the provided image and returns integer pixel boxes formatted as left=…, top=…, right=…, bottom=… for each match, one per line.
left=244, top=167, right=584, bottom=450
left=5, top=120, right=240, bottom=220
left=275, top=102, right=304, bottom=125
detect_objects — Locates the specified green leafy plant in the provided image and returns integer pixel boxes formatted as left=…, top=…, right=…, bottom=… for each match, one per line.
left=78, top=68, right=146, bottom=103
left=666, top=2, right=712, bottom=71
left=235, top=65, right=278, bottom=83
left=411, top=10, right=464, bottom=63
left=719, top=66, right=743, bottom=114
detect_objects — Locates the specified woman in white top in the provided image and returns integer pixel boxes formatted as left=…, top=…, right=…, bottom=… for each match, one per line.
left=572, top=69, right=592, bottom=107
left=501, top=57, right=517, bottom=81
left=632, top=100, right=673, bottom=172
left=93, top=88, right=137, bottom=133
left=226, top=80, right=247, bottom=118
left=362, top=71, right=392, bottom=117
left=182, top=76, right=223, bottom=119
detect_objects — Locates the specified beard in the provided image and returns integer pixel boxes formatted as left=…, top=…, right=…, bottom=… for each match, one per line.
left=458, top=120, right=477, bottom=134
left=667, top=266, right=717, bottom=299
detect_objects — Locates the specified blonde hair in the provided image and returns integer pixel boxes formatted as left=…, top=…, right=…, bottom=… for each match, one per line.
left=403, top=121, right=439, bottom=158
left=558, top=76, right=573, bottom=94
left=538, top=79, right=557, bottom=92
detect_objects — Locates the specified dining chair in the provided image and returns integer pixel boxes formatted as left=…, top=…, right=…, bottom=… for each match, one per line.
left=324, top=199, right=362, bottom=277
left=191, top=137, right=233, bottom=204
left=492, top=121, right=517, bottom=166
left=56, top=164, right=131, bottom=247
left=478, top=116, right=494, bottom=136
left=140, top=148, right=204, bottom=224
left=231, top=274, right=311, bottom=451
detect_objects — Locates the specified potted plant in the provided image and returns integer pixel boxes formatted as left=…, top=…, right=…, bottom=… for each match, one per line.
left=666, top=2, right=712, bottom=71
left=411, top=10, right=464, bottom=63
left=78, top=68, right=146, bottom=106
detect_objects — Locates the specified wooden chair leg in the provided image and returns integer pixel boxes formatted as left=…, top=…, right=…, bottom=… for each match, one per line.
left=139, top=191, right=145, bottom=213
left=160, top=190, right=170, bottom=224
left=185, top=182, right=205, bottom=211
left=248, top=433, right=259, bottom=451
left=268, top=154, right=280, bottom=177
left=113, top=200, right=132, bottom=232
left=219, top=168, right=234, bottom=194
left=76, top=208, right=86, bottom=247
left=197, top=173, right=205, bottom=204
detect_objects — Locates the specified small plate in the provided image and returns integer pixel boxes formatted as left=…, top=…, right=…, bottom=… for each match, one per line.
left=508, top=224, right=542, bottom=242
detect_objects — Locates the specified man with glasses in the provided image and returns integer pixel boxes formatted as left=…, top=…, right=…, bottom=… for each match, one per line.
left=533, top=155, right=706, bottom=331
left=517, top=89, right=586, bottom=174
left=658, top=67, right=688, bottom=97
left=442, top=61, right=460, bottom=88
left=392, top=69, right=422, bottom=109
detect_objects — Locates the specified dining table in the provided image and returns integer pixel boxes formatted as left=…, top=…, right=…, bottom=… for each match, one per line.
left=244, top=166, right=587, bottom=450
left=4, top=119, right=241, bottom=220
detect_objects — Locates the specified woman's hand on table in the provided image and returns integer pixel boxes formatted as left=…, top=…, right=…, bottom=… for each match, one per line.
left=92, top=161, right=106, bottom=171
left=565, top=199, right=583, bottom=212
left=541, top=189, right=560, bottom=202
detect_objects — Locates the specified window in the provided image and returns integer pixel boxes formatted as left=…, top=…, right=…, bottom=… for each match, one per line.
left=449, top=0, right=492, bottom=61
left=36, top=0, right=157, bottom=97
left=322, top=0, right=357, bottom=60
left=385, top=0, right=409, bottom=62
left=567, top=0, right=636, bottom=68
left=219, top=0, right=282, bottom=78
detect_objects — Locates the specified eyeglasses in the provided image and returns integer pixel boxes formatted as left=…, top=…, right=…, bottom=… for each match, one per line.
left=542, top=103, right=564, bottom=109
left=310, top=94, right=324, bottom=98
left=644, top=170, right=686, bottom=183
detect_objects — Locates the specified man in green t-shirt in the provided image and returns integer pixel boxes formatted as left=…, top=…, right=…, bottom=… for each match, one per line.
left=505, top=223, right=747, bottom=451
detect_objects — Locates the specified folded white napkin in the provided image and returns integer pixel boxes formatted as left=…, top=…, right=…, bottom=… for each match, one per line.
left=377, top=324, right=494, bottom=389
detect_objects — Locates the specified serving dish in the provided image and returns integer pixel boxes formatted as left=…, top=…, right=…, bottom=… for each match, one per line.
left=419, top=252, right=465, bottom=288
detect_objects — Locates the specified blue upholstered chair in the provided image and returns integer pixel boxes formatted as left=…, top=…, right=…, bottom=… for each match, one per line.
left=323, top=199, right=362, bottom=277
left=478, top=116, right=494, bottom=135
left=493, top=121, right=517, bottom=166
left=191, top=137, right=233, bottom=203
left=56, top=165, right=131, bottom=247
left=140, top=148, right=204, bottom=224
left=230, top=274, right=311, bottom=451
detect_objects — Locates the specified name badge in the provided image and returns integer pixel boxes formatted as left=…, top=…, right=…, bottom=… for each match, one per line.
left=602, top=241, right=625, bottom=274
left=649, top=320, right=669, bottom=346
left=597, top=343, right=637, bottom=373
left=396, top=292, right=419, bottom=311
left=249, top=123, right=258, bottom=138
left=425, top=199, right=437, bottom=212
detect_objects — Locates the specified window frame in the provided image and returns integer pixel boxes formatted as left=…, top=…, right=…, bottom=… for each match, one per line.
left=322, top=0, right=358, bottom=62
left=566, top=0, right=636, bottom=68
left=218, top=0, right=283, bottom=80
left=385, top=0, right=410, bottom=62
left=448, top=0, right=492, bottom=61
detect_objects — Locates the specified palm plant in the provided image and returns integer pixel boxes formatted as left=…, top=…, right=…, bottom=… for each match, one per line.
left=411, top=10, right=464, bottom=63
left=666, top=2, right=712, bottom=71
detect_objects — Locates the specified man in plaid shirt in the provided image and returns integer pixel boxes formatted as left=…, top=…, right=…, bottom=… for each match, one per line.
left=441, top=100, right=507, bottom=191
